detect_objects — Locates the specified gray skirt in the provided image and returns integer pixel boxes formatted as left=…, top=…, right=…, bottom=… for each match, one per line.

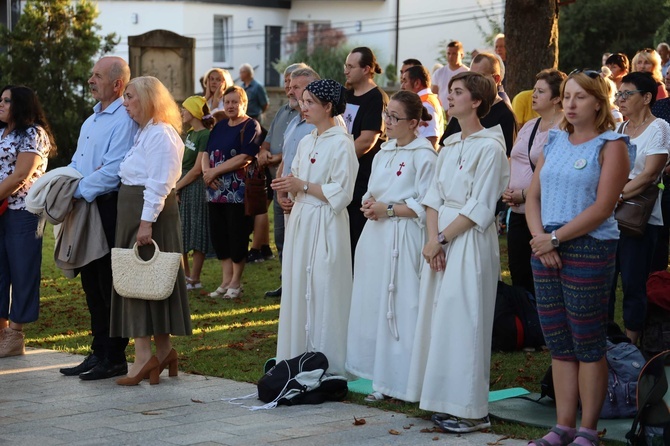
left=110, top=185, right=192, bottom=338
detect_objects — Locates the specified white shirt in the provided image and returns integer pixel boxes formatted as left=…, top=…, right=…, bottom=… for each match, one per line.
left=620, top=118, right=670, bottom=225
left=432, top=64, right=469, bottom=107
left=416, top=88, right=444, bottom=141
left=119, top=119, right=184, bottom=222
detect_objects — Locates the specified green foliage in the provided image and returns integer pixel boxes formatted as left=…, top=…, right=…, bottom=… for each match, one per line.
left=474, top=0, right=504, bottom=47
left=385, top=63, right=397, bottom=86
left=278, top=44, right=351, bottom=85
left=559, top=0, right=670, bottom=72
left=0, top=0, right=118, bottom=167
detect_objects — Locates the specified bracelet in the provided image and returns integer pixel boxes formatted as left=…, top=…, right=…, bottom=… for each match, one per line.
left=521, top=189, right=526, bottom=202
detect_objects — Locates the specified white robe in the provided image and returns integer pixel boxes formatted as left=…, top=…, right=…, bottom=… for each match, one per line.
left=346, top=137, right=437, bottom=401
left=407, top=126, right=510, bottom=418
left=276, top=125, right=358, bottom=376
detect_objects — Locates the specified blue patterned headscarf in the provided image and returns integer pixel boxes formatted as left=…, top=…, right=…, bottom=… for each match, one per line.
left=305, top=79, right=347, bottom=116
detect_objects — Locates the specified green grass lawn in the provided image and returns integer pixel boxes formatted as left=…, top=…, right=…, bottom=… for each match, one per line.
left=27, top=222, right=626, bottom=444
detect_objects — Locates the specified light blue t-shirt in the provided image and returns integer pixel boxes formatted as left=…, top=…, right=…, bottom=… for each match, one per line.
left=540, top=129, right=632, bottom=240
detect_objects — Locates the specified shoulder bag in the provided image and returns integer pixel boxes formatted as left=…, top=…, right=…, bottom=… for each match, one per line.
left=111, top=239, right=181, bottom=300
left=614, top=121, right=660, bottom=237
left=241, top=119, right=267, bottom=216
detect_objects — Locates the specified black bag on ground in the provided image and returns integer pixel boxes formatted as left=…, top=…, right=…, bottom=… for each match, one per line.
left=256, top=351, right=348, bottom=409
left=492, top=281, right=545, bottom=351
left=626, top=350, right=670, bottom=445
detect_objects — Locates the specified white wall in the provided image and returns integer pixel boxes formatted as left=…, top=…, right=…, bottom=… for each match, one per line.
left=94, top=1, right=289, bottom=89
left=290, top=0, right=504, bottom=74
left=92, top=0, right=503, bottom=90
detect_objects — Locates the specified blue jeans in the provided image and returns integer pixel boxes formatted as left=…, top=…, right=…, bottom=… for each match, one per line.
left=609, top=224, right=660, bottom=332
left=0, top=209, right=42, bottom=323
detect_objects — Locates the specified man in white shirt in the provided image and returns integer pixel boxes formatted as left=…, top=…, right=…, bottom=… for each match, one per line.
left=400, top=65, right=444, bottom=149
left=431, top=40, right=469, bottom=107
left=59, top=57, right=137, bottom=381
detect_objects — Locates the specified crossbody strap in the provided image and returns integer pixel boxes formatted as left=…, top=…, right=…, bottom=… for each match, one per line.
left=528, top=118, right=541, bottom=172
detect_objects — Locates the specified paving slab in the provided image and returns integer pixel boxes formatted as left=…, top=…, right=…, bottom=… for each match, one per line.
left=0, top=348, right=528, bottom=446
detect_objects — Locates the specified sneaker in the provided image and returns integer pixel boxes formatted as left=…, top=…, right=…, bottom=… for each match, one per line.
left=247, top=249, right=265, bottom=263
left=436, top=414, right=490, bottom=433
left=0, top=327, right=25, bottom=358
left=261, top=245, right=274, bottom=260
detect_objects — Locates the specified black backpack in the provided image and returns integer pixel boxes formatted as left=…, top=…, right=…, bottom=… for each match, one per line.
left=626, top=350, right=670, bottom=445
left=492, top=281, right=545, bottom=351
left=255, top=352, right=348, bottom=409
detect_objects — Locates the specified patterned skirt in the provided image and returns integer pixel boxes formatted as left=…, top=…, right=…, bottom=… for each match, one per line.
left=179, top=176, right=212, bottom=254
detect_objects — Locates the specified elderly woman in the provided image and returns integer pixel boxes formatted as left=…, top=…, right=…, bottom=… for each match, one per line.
left=525, top=70, right=631, bottom=446
left=272, top=79, right=358, bottom=376
left=202, top=86, right=261, bottom=299
left=346, top=90, right=436, bottom=402
left=606, top=53, right=629, bottom=90
left=110, top=76, right=192, bottom=386
left=632, top=49, right=668, bottom=100
left=175, top=96, right=215, bottom=290
left=0, top=85, right=54, bottom=357
left=203, top=68, right=234, bottom=114
left=502, top=69, right=566, bottom=296
left=610, top=72, right=670, bottom=344
left=408, top=72, right=510, bottom=433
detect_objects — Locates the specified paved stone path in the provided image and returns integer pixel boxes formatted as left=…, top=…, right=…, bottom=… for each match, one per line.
left=0, top=348, right=529, bottom=445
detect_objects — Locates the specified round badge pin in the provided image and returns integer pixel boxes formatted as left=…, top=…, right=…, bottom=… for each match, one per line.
left=573, top=158, right=587, bottom=170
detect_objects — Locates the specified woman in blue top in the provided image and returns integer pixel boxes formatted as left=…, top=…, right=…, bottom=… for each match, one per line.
left=202, top=86, right=261, bottom=299
left=525, top=70, right=631, bottom=446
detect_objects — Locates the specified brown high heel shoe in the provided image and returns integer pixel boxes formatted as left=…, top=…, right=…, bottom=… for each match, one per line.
left=158, top=348, right=179, bottom=377
left=144, top=348, right=179, bottom=380
left=117, top=356, right=160, bottom=386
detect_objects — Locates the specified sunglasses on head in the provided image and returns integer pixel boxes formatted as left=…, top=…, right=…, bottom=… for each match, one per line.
left=569, top=69, right=602, bottom=79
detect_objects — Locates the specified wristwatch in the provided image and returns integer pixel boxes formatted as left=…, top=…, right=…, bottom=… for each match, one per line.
left=437, top=232, right=448, bottom=245
left=550, top=230, right=560, bottom=248
left=303, top=182, right=309, bottom=193
left=386, top=204, right=395, bottom=218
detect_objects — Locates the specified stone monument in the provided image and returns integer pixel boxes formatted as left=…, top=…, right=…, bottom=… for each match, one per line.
left=128, top=30, right=195, bottom=102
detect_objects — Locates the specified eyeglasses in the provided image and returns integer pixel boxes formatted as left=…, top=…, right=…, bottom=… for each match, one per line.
left=614, top=90, right=644, bottom=100
left=343, top=64, right=359, bottom=72
left=0, top=98, right=10, bottom=104
left=382, top=110, right=411, bottom=125
left=569, top=69, right=602, bottom=79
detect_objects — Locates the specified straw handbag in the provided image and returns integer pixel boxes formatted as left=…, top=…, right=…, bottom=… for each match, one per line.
left=112, top=239, right=181, bottom=300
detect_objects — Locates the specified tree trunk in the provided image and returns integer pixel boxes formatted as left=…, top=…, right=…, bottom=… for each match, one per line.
left=505, top=0, right=559, bottom=98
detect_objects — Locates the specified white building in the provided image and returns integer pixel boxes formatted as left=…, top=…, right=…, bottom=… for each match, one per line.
left=6, top=0, right=503, bottom=88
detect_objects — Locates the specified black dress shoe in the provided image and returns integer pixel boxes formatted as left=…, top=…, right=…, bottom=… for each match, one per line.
left=79, top=358, right=128, bottom=380
left=60, top=354, right=101, bottom=376
left=264, top=286, right=281, bottom=298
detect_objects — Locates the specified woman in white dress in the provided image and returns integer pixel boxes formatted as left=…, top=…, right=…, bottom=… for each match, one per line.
left=346, top=90, right=436, bottom=402
left=271, top=79, right=358, bottom=376
left=408, top=71, right=510, bottom=433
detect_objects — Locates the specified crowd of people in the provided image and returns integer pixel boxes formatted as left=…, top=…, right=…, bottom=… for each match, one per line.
left=1, top=36, right=669, bottom=445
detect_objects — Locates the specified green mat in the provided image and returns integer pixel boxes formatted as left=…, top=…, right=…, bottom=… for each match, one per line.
left=488, top=393, right=632, bottom=442
left=348, top=379, right=530, bottom=403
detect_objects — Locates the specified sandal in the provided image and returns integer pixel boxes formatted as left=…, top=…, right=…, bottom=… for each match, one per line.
left=223, top=287, right=243, bottom=299
left=568, top=431, right=599, bottom=446
left=529, top=426, right=575, bottom=446
left=208, top=286, right=228, bottom=297
left=364, top=391, right=389, bottom=403
left=186, top=281, right=202, bottom=291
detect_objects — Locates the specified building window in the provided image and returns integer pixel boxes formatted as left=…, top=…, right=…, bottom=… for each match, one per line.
left=213, top=16, right=230, bottom=63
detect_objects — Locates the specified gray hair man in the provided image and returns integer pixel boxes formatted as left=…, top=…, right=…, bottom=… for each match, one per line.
left=59, top=56, right=138, bottom=380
